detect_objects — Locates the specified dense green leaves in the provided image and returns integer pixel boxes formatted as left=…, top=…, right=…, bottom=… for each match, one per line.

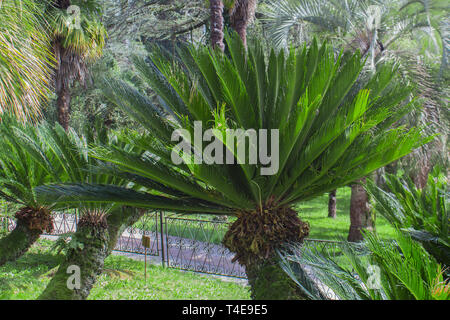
left=280, top=231, right=449, bottom=300
left=366, top=168, right=449, bottom=268
left=35, top=33, right=430, bottom=215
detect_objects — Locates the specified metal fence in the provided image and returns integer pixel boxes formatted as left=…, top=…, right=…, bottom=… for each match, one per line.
left=0, top=211, right=344, bottom=284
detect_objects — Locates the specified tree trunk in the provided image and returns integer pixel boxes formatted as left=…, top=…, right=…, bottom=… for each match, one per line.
left=348, top=178, right=375, bottom=242
left=223, top=206, right=311, bottom=299
left=39, top=207, right=145, bottom=300
left=0, top=207, right=53, bottom=266
left=56, top=84, right=70, bottom=131
left=229, top=0, right=257, bottom=48
left=245, top=258, right=308, bottom=299
left=412, top=155, right=431, bottom=189
left=210, top=0, right=225, bottom=51
left=328, top=190, right=337, bottom=219
left=106, top=207, right=146, bottom=255
left=54, top=43, right=71, bottom=131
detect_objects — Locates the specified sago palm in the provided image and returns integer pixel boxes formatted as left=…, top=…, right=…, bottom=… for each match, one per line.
left=365, top=168, right=449, bottom=270
left=0, top=115, right=62, bottom=265
left=0, top=115, right=119, bottom=266
left=280, top=231, right=449, bottom=300
left=37, top=34, right=430, bottom=299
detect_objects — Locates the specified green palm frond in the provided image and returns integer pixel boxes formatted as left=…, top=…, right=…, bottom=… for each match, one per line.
left=0, top=0, right=54, bottom=121
left=47, top=0, right=107, bottom=59
left=37, top=33, right=430, bottom=215
left=366, top=168, right=449, bottom=268
left=280, top=231, right=449, bottom=300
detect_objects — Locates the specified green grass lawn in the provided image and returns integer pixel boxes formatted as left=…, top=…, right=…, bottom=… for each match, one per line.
left=0, top=239, right=250, bottom=300
left=297, top=187, right=396, bottom=241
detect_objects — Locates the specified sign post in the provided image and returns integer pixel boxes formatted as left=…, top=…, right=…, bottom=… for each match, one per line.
left=141, top=235, right=151, bottom=282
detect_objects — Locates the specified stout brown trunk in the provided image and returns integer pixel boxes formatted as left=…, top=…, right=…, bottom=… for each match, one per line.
left=210, top=0, right=225, bottom=51
left=229, top=0, right=257, bottom=48
left=54, top=42, right=71, bottom=131
left=348, top=178, right=375, bottom=242
left=328, top=190, right=337, bottom=219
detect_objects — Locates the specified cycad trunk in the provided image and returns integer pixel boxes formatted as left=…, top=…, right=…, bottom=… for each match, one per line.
left=39, top=207, right=144, bottom=300
left=223, top=205, right=311, bottom=299
left=210, top=0, right=225, bottom=51
left=348, top=178, right=375, bottom=242
left=328, top=190, right=337, bottom=218
left=0, top=207, right=53, bottom=266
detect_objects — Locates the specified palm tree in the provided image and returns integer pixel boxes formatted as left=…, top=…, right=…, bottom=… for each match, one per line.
left=227, top=0, right=258, bottom=47
left=262, top=0, right=447, bottom=240
left=0, top=113, right=144, bottom=298
left=45, top=0, right=107, bottom=130
left=0, top=0, right=54, bottom=122
left=33, top=119, right=148, bottom=300
left=210, top=0, right=226, bottom=50
left=37, top=35, right=430, bottom=299
left=0, top=116, right=62, bottom=266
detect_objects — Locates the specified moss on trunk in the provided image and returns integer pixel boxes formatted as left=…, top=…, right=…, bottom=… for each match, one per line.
left=39, top=207, right=145, bottom=300
left=245, top=258, right=308, bottom=300
left=223, top=204, right=310, bottom=300
left=38, top=218, right=109, bottom=300
left=0, top=207, right=53, bottom=266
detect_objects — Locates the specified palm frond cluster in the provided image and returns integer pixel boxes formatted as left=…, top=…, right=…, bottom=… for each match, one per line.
left=279, top=168, right=449, bottom=300
left=281, top=231, right=449, bottom=300
left=35, top=34, right=430, bottom=270
left=366, top=168, right=449, bottom=268
left=0, top=0, right=54, bottom=121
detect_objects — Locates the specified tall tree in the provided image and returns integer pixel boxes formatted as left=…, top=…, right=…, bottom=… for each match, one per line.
left=328, top=189, right=337, bottom=219
left=347, top=178, right=374, bottom=241
left=46, top=0, right=106, bottom=130
left=210, top=0, right=226, bottom=50
left=228, top=0, right=258, bottom=47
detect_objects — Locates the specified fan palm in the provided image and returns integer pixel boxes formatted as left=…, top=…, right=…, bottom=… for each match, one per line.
left=45, top=0, right=107, bottom=129
left=36, top=34, right=430, bottom=299
left=0, top=0, right=54, bottom=122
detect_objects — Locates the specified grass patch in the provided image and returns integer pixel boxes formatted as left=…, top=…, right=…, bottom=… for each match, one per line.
left=0, top=239, right=250, bottom=300
left=297, top=187, right=396, bottom=240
